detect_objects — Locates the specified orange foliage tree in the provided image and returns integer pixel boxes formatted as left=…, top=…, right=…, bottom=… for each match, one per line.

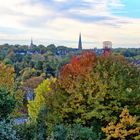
left=59, top=51, right=96, bottom=91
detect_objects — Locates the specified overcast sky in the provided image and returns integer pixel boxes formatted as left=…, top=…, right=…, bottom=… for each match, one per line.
left=0, top=0, right=140, bottom=48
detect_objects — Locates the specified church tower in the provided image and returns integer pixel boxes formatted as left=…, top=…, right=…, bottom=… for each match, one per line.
left=78, top=33, right=82, bottom=50
left=29, top=38, right=34, bottom=49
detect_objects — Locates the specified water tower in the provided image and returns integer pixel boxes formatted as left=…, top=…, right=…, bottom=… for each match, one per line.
left=103, top=41, right=112, bottom=56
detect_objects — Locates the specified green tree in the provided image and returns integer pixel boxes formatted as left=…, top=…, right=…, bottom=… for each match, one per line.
left=0, top=120, right=19, bottom=140
left=52, top=124, right=95, bottom=140
left=16, top=122, right=37, bottom=140
left=0, top=87, right=16, bottom=119
left=46, top=44, right=57, bottom=54
left=3, top=58, right=13, bottom=65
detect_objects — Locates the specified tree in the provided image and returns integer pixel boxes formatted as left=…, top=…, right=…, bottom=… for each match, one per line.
left=3, top=58, right=13, bottom=65
left=28, top=78, right=56, bottom=122
left=51, top=124, right=95, bottom=140
left=55, top=54, right=140, bottom=125
left=0, top=63, right=15, bottom=89
left=16, top=122, right=37, bottom=140
left=59, top=51, right=96, bottom=92
left=0, top=63, right=24, bottom=118
left=34, top=61, right=43, bottom=70
left=28, top=52, right=140, bottom=137
left=46, top=44, right=57, bottom=54
left=102, top=108, right=140, bottom=140
left=23, top=76, right=44, bottom=89
left=35, top=107, right=48, bottom=140
left=10, top=89, right=25, bottom=118
left=0, top=87, right=16, bottom=119
left=0, top=120, right=19, bottom=140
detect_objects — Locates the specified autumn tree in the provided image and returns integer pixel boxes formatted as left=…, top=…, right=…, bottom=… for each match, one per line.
left=28, top=52, right=140, bottom=137
left=102, top=107, right=140, bottom=140
left=42, top=53, right=140, bottom=128
left=28, top=78, right=56, bottom=122
left=54, top=53, right=140, bottom=125
left=0, top=63, right=19, bottom=118
left=23, top=76, right=44, bottom=90
left=0, top=62, right=15, bottom=89
left=0, top=63, right=26, bottom=118
left=59, top=51, right=96, bottom=91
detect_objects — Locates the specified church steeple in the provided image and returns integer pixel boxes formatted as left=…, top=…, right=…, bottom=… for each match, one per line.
left=78, top=33, right=82, bottom=50
left=29, top=38, right=34, bottom=49
left=31, top=38, right=33, bottom=45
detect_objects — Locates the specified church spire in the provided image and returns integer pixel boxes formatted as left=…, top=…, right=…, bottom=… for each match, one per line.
left=78, top=33, right=82, bottom=50
left=31, top=38, right=33, bottom=45
left=29, top=38, right=34, bottom=49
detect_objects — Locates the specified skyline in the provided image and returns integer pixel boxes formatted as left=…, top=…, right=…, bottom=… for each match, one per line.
left=0, top=0, right=140, bottom=48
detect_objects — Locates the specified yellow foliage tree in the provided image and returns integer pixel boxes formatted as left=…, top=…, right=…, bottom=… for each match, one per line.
left=0, top=62, right=15, bottom=89
left=102, top=107, right=140, bottom=140
left=28, top=78, right=56, bottom=122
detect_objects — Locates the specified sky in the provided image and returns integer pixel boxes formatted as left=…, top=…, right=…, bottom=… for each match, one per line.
left=0, top=0, right=140, bottom=48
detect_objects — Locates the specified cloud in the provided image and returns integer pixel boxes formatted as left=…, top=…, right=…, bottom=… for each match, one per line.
left=0, top=0, right=139, bottom=48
